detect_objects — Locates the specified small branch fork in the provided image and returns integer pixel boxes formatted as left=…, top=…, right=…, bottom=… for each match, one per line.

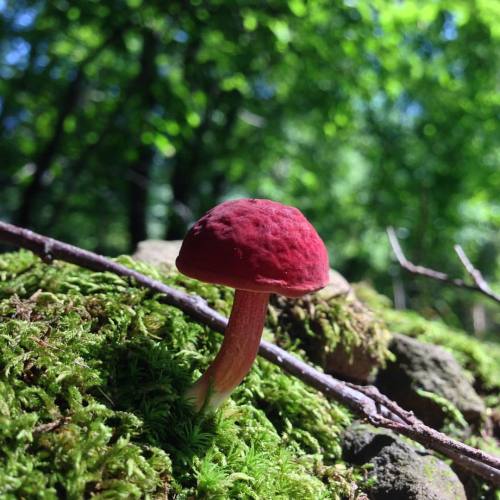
left=387, top=227, right=500, bottom=305
left=0, top=221, right=499, bottom=485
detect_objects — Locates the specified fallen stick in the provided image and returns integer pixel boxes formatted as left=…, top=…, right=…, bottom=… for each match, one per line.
left=0, top=221, right=499, bottom=485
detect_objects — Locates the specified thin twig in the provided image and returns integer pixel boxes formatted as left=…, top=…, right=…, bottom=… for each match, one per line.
left=345, top=383, right=416, bottom=426
left=33, top=416, right=71, bottom=434
left=0, top=221, right=499, bottom=484
left=387, top=227, right=500, bottom=304
left=454, top=245, right=500, bottom=301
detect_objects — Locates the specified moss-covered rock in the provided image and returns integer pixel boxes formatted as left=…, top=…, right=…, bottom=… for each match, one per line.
left=355, top=282, right=500, bottom=498
left=355, top=283, right=500, bottom=403
left=0, top=250, right=361, bottom=499
left=342, top=423, right=467, bottom=500
left=270, top=292, right=392, bottom=383
left=377, top=333, right=485, bottom=430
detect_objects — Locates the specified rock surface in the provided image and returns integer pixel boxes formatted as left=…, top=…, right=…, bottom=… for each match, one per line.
left=133, top=239, right=183, bottom=269
left=342, top=423, right=467, bottom=500
left=376, top=333, right=485, bottom=428
left=318, top=269, right=352, bottom=298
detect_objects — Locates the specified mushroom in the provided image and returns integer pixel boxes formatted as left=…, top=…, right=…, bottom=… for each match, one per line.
left=176, top=198, right=329, bottom=411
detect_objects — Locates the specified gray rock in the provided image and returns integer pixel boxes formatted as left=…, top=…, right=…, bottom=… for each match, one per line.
left=133, top=240, right=183, bottom=268
left=376, top=333, right=485, bottom=428
left=317, top=269, right=352, bottom=298
left=342, top=423, right=466, bottom=500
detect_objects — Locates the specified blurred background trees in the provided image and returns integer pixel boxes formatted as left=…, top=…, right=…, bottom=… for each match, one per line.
left=1, top=0, right=499, bottom=334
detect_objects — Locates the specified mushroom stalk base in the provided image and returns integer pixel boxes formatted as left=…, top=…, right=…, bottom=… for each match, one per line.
left=187, top=289, right=270, bottom=411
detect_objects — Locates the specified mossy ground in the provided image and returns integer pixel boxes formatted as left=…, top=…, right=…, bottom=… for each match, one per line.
left=0, top=251, right=365, bottom=499
left=1, top=251, right=498, bottom=499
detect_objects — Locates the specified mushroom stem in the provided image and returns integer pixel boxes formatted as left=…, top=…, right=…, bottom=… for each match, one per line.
left=187, top=289, right=270, bottom=411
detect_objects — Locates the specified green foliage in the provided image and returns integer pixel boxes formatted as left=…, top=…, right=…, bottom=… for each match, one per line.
left=1, top=0, right=499, bottom=333
left=0, top=251, right=363, bottom=498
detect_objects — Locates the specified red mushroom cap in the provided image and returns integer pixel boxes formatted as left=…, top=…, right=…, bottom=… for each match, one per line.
left=176, top=198, right=330, bottom=298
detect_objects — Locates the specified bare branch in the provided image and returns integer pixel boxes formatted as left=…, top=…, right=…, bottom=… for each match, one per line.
left=454, top=245, right=500, bottom=302
left=387, top=227, right=500, bottom=304
left=0, top=220, right=499, bottom=484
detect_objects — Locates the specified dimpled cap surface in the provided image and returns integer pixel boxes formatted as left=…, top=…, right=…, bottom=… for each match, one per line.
left=176, top=198, right=330, bottom=298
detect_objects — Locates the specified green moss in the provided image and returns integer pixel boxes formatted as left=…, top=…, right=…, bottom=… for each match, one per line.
left=269, top=292, right=392, bottom=382
left=0, top=251, right=361, bottom=499
left=415, top=389, right=468, bottom=433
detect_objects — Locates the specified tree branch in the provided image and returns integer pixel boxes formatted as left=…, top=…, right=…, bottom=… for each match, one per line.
left=454, top=245, right=500, bottom=302
left=387, top=227, right=500, bottom=305
left=127, top=29, right=158, bottom=250
left=0, top=221, right=499, bottom=485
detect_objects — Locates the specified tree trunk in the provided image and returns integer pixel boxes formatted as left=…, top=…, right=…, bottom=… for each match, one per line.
left=16, top=70, right=84, bottom=228
left=128, top=148, right=154, bottom=248
left=165, top=91, right=242, bottom=239
left=127, top=29, right=157, bottom=251
left=15, top=26, right=126, bottom=228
